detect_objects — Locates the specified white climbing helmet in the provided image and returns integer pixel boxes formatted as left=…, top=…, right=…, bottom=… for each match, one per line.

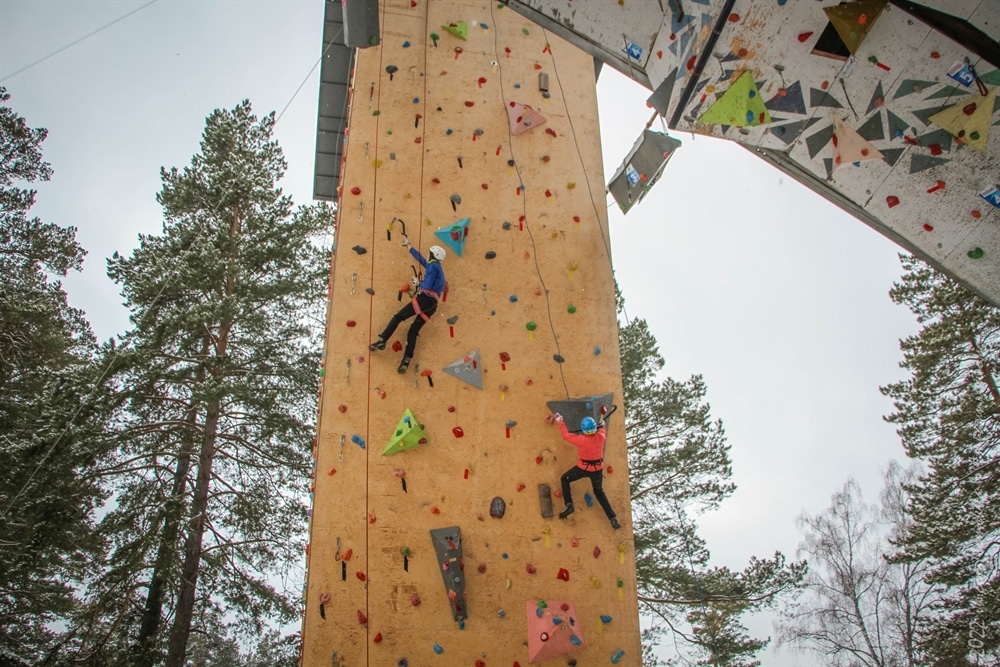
left=429, top=245, right=447, bottom=261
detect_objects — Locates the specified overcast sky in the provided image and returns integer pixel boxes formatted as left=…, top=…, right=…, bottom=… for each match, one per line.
left=1, top=1, right=922, bottom=663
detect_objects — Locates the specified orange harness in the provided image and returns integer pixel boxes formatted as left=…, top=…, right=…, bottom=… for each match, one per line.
left=412, top=289, right=440, bottom=322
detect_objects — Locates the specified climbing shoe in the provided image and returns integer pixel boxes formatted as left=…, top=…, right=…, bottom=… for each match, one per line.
left=369, top=338, right=386, bottom=351
left=610, top=517, right=621, bottom=530
left=397, top=356, right=411, bottom=374
left=558, top=504, right=575, bottom=520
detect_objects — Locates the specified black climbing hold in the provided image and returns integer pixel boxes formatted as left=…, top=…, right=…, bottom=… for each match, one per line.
left=507, top=159, right=515, bottom=167
left=365, top=288, right=375, bottom=295
left=485, top=251, right=497, bottom=259
left=553, top=354, right=565, bottom=363
left=490, top=496, right=507, bottom=519
left=501, top=221, right=512, bottom=230
left=386, top=65, right=398, bottom=80
left=352, top=245, right=367, bottom=255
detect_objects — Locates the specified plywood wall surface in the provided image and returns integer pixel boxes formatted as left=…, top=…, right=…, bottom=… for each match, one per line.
left=302, top=2, right=641, bottom=665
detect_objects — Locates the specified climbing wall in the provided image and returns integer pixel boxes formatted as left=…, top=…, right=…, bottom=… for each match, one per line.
left=506, top=0, right=1000, bottom=305
left=303, top=1, right=640, bottom=665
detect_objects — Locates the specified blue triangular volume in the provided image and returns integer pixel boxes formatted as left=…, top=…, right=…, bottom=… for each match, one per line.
left=765, top=80, right=806, bottom=115
left=434, top=217, right=470, bottom=257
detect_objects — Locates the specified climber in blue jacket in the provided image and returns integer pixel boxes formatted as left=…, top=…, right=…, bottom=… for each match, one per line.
left=370, top=239, right=446, bottom=374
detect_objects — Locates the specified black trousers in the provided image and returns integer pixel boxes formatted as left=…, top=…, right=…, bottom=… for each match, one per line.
left=379, top=293, right=438, bottom=358
left=560, top=465, right=616, bottom=519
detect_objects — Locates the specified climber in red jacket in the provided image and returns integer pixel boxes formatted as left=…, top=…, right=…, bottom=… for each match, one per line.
left=552, top=412, right=620, bottom=530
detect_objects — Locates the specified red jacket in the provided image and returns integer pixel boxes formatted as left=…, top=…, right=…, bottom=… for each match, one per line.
left=558, top=421, right=606, bottom=470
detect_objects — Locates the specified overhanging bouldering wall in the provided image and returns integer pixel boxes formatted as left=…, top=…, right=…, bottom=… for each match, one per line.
left=505, top=0, right=1000, bottom=306
left=302, top=1, right=641, bottom=665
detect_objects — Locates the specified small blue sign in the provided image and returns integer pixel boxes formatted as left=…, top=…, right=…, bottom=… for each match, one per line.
left=623, top=42, right=643, bottom=60
left=947, top=61, right=975, bottom=87
left=980, top=184, right=1000, bottom=210
left=626, top=164, right=640, bottom=187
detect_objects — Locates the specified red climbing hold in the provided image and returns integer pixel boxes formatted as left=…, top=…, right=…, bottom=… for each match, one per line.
left=350, top=186, right=361, bottom=195
left=482, top=183, right=489, bottom=190
left=533, top=63, right=542, bottom=70
left=516, top=482, right=526, bottom=492
left=545, top=128, right=557, bottom=137
left=478, top=563, right=487, bottom=573
left=797, top=31, right=813, bottom=42
left=656, top=50, right=663, bottom=58
left=356, top=571, right=366, bottom=581
left=447, top=405, right=456, bottom=412
left=930, top=51, right=940, bottom=58
left=392, top=340, right=403, bottom=352
left=593, top=546, right=601, bottom=558
left=431, top=177, right=440, bottom=184
left=728, top=12, right=739, bottom=22
left=346, top=320, right=356, bottom=327
left=686, top=55, right=697, bottom=70
left=343, top=548, right=353, bottom=561
left=357, top=610, right=368, bottom=625
left=526, top=563, right=536, bottom=574
left=557, top=568, right=570, bottom=581
left=338, top=404, right=348, bottom=413
left=972, top=210, right=982, bottom=219
left=535, top=455, right=543, bottom=464
left=431, top=506, right=440, bottom=514
left=478, top=76, right=487, bottom=87
left=411, top=593, right=421, bottom=606
left=929, top=143, right=943, bottom=156
left=963, top=103, right=977, bottom=116
left=373, top=632, right=383, bottom=643
left=927, top=180, right=946, bottom=193
left=453, top=426, right=465, bottom=438
left=923, top=223, right=934, bottom=231
left=465, top=101, right=475, bottom=107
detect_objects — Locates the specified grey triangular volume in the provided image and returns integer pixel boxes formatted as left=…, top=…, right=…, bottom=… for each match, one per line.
left=909, top=154, right=950, bottom=174
left=429, top=526, right=467, bottom=621
left=810, top=87, right=844, bottom=109
left=769, top=118, right=820, bottom=145
left=805, top=124, right=835, bottom=159
left=911, top=104, right=951, bottom=126
left=881, top=148, right=905, bottom=167
left=866, top=80, right=885, bottom=116
left=647, top=68, right=679, bottom=116
left=856, top=112, right=885, bottom=142
left=545, top=393, right=614, bottom=434
left=443, top=350, right=483, bottom=390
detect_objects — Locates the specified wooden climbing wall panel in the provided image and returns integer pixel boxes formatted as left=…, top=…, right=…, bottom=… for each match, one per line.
left=303, top=1, right=641, bottom=665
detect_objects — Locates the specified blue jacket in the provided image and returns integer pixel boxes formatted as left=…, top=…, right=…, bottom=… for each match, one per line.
left=411, top=247, right=445, bottom=297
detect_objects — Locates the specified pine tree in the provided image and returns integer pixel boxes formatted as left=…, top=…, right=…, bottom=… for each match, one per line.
left=620, top=310, right=804, bottom=666
left=0, top=86, right=107, bottom=665
left=70, top=101, right=330, bottom=666
left=881, top=255, right=1000, bottom=663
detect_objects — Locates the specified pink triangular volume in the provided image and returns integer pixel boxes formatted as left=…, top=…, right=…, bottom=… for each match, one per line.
left=526, top=599, right=586, bottom=663
left=506, top=100, right=547, bottom=135
left=832, top=116, right=883, bottom=168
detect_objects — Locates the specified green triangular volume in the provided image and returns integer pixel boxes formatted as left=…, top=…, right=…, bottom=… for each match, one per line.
left=698, top=71, right=771, bottom=127
left=383, top=408, right=429, bottom=455
left=442, top=21, right=468, bottom=41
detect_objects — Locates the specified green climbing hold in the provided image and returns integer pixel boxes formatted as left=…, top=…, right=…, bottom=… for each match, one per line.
left=567, top=305, right=576, bottom=314
left=372, top=110, right=380, bottom=116
left=970, top=131, right=981, bottom=141
left=968, top=247, right=985, bottom=259
left=430, top=32, right=440, bottom=41
left=526, top=321, right=537, bottom=331
left=522, top=27, right=529, bottom=35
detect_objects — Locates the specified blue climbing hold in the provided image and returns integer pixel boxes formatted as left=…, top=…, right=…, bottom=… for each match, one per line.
left=509, top=295, right=518, bottom=302
left=584, top=492, right=594, bottom=508
left=746, top=110, right=754, bottom=124
left=552, top=616, right=563, bottom=625
left=611, top=650, right=625, bottom=664
left=570, top=634, right=581, bottom=646
left=593, top=346, right=601, bottom=355
left=600, top=615, right=612, bottom=623
left=536, top=607, right=544, bottom=618
left=433, top=644, right=443, bottom=655
left=403, top=40, right=411, bottom=47
left=351, top=434, right=366, bottom=449
left=446, top=129, right=453, bottom=135
left=459, top=619, right=465, bottom=630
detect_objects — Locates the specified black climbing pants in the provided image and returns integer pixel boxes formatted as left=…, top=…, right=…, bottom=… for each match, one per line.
left=560, top=465, right=616, bottom=519
left=379, top=293, right=438, bottom=358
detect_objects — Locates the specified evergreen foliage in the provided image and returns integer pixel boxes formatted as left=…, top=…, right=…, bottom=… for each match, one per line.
left=64, top=101, right=330, bottom=666
left=619, top=303, right=804, bottom=666
left=0, top=86, right=107, bottom=666
left=881, top=255, right=1000, bottom=663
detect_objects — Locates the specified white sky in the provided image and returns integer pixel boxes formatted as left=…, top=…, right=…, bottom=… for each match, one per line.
left=1, top=1, right=921, bottom=664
